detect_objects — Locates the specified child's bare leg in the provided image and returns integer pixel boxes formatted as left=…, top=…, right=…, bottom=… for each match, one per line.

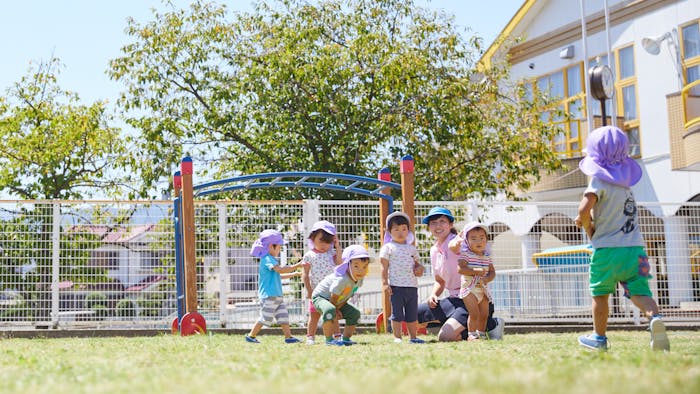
left=281, top=323, right=293, bottom=338
left=463, top=294, right=480, bottom=332
left=391, top=321, right=403, bottom=339
left=477, top=299, right=490, bottom=332
left=343, top=325, right=355, bottom=339
left=592, top=294, right=609, bottom=337
left=333, top=319, right=341, bottom=338
left=630, top=295, right=660, bottom=319
left=307, top=311, right=321, bottom=337
left=248, top=322, right=263, bottom=338
left=322, top=319, right=336, bottom=339
left=406, top=321, right=418, bottom=339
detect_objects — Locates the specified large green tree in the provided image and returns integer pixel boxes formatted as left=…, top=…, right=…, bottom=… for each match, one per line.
left=0, top=57, right=128, bottom=319
left=110, top=0, right=562, bottom=200
left=0, top=57, right=127, bottom=200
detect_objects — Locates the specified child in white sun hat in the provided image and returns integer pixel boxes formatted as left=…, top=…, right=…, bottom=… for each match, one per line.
left=449, top=221, right=495, bottom=341
left=379, top=211, right=425, bottom=344
left=301, top=220, right=342, bottom=344
left=575, top=125, right=669, bottom=352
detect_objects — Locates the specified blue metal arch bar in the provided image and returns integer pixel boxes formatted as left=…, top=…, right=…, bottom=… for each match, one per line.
left=194, top=172, right=401, bottom=208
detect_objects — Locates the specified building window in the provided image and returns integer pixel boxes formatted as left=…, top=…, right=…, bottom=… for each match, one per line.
left=591, top=45, right=640, bottom=158
left=533, top=63, right=585, bottom=158
left=682, top=21, right=700, bottom=87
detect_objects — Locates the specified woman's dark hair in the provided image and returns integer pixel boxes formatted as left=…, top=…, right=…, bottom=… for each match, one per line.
left=309, top=229, right=334, bottom=243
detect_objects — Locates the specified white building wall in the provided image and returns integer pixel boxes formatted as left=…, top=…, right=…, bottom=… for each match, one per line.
left=507, top=0, right=700, bottom=205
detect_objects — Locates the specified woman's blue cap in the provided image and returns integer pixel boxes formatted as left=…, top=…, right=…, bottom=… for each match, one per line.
left=421, top=207, right=455, bottom=224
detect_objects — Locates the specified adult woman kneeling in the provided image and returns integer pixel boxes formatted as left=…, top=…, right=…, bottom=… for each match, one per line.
left=417, top=207, right=504, bottom=341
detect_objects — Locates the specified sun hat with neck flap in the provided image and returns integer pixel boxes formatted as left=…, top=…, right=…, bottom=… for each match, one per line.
left=578, top=126, right=642, bottom=188
left=250, top=229, right=286, bottom=258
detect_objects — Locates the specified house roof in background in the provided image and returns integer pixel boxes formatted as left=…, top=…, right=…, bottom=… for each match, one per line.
left=67, top=224, right=156, bottom=243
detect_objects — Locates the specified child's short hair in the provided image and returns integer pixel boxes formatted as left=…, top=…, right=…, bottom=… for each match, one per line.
left=387, top=214, right=409, bottom=230
left=309, top=228, right=334, bottom=244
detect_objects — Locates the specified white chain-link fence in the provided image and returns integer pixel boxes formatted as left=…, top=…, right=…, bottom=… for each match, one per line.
left=1, top=199, right=698, bottom=329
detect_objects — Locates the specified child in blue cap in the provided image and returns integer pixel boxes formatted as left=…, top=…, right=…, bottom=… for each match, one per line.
left=576, top=126, right=669, bottom=351
left=245, top=229, right=303, bottom=344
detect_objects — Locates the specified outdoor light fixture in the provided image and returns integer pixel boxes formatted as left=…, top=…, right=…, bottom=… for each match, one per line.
left=641, top=28, right=682, bottom=88
left=641, top=31, right=673, bottom=55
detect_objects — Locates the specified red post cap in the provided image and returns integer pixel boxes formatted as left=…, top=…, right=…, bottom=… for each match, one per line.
left=181, top=157, right=193, bottom=175
left=400, top=155, right=414, bottom=174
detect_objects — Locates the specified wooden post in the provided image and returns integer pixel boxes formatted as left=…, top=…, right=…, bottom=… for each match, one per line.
left=173, top=171, right=185, bottom=327
left=400, top=155, right=415, bottom=241
left=180, top=157, right=198, bottom=313
left=378, top=167, right=391, bottom=333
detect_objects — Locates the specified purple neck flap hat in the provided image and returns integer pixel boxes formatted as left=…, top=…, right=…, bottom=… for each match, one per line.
left=579, top=126, right=642, bottom=187
left=335, top=244, right=370, bottom=277
left=307, top=220, right=337, bottom=250
left=383, top=211, right=415, bottom=244
left=250, top=229, right=286, bottom=258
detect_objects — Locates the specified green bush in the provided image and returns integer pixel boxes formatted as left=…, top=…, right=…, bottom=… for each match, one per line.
left=115, top=299, right=137, bottom=318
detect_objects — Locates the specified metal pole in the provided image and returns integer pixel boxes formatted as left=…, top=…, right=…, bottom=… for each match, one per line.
left=603, top=0, right=616, bottom=123
left=579, top=0, right=593, bottom=133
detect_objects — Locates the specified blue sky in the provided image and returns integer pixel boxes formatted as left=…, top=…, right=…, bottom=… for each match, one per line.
left=0, top=1, right=522, bottom=104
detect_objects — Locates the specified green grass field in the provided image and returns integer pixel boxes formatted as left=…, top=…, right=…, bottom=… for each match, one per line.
left=1, top=330, right=698, bottom=394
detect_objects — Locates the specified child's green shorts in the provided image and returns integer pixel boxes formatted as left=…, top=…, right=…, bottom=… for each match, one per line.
left=589, top=246, right=652, bottom=298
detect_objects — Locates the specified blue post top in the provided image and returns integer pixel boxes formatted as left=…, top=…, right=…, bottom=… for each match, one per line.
left=182, top=157, right=192, bottom=163
left=401, top=154, right=414, bottom=162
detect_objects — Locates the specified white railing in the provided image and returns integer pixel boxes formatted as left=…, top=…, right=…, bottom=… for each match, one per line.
left=1, top=199, right=698, bottom=329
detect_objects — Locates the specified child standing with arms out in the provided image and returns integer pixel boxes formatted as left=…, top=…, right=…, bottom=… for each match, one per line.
left=301, top=220, right=342, bottom=344
left=380, top=211, right=425, bottom=344
left=449, top=222, right=495, bottom=341
left=245, top=229, right=303, bottom=344
left=576, top=126, right=669, bottom=351
left=311, top=245, right=371, bottom=346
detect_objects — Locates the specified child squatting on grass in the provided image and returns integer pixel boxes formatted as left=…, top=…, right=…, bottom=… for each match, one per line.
left=379, top=211, right=425, bottom=344
left=449, top=222, right=496, bottom=341
left=575, top=125, right=670, bottom=352
left=311, top=244, right=371, bottom=346
left=301, top=220, right=343, bottom=345
left=245, top=229, right=303, bottom=344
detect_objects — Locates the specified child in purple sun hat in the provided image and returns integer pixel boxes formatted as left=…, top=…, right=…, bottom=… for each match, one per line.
left=575, top=126, right=669, bottom=352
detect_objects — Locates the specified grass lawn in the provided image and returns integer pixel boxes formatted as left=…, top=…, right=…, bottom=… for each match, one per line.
left=0, top=330, right=698, bottom=394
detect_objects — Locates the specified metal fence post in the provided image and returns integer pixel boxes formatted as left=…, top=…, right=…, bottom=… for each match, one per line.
left=51, top=202, right=61, bottom=328
left=218, top=203, right=228, bottom=327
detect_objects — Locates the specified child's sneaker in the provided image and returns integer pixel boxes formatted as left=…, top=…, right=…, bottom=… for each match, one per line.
left=409, top=338, right=425, bottom=344
left=284, top=337, right=301, bottom=344
left=477, top=331, right=489, bottom=340
left=488, top=317, right=505, bottom=340
left=245, top=335, right=260, bottom=344
left=325, top=339, right=345, bottom=346
left=341, top=338, right=357, bottom=346
left=578, top=333, right=608, bottom=351
left=306, top=336, right=315, bottom=345
left=393, top=337, right=403, bottom=344
left=650, top=317, right=670, bottom=352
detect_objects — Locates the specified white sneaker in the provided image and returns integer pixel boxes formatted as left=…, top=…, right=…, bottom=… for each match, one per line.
left=306, top=336, right=315, bottom=345
left=650, top=317, right=670, bottom=351
left=393, top=337, right=403, bottom=343
left=488, top=317, right=505, bottom=340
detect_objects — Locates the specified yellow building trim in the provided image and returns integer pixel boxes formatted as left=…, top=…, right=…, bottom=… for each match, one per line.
left=480, top=0, right=534, bottom=69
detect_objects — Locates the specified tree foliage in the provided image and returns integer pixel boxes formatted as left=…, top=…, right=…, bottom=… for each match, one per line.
left=0, top=57, right=127, bottom=200
left=110, top=0, right=563, bottom=200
